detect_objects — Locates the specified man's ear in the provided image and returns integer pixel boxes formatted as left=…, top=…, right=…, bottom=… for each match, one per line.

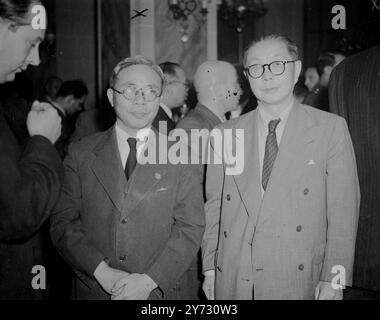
left=64, top=95, right=75, bottom=106
left=8, top=22, right=20, bottom=32
left=324, top=65, right=333, bottom=76
left=107, top=88, right=114, bottom=107
left=294, top=60, right=302, bottom=83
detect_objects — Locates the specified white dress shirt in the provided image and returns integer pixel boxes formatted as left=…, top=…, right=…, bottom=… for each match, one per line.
left=115, top=123, right=151, bottom=169
left=257, top=100, right=293, bottom=195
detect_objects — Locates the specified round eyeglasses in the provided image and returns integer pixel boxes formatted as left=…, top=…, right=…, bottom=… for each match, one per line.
left=244, top=60, right=299, bottom=79
left=111, top=85, right=162, bottom=102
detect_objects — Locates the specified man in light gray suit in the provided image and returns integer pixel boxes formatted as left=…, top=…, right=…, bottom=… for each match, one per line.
left=202, top=35, right=360, bottom=300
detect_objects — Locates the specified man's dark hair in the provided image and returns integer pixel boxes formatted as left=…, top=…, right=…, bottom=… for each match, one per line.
left=56, top=80, right=88, bottom=100
left=0, top=0, right=41, bottom=24
left=159, top=62, right=181, bottom=78
left=316, top=52, right=336, bottom=77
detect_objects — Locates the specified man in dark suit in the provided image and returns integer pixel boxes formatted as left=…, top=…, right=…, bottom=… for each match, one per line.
left=48, top=80, right=88, bottom=159
left=175, top=60, right=242, bottom=299
left=50, top=55, right=205, bottom=300
left=151, top=62, right=189, bottom=134
left=0, top=0, right=63, bottom=300
left=329, top=44, right=380, bottom=294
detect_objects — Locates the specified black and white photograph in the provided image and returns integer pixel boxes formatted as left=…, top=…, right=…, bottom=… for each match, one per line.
left=0, top=0, right=380, bottom=313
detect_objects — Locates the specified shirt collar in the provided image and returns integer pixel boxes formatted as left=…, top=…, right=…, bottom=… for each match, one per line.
left=51, top=101, right=66, bottom=117
left=115, top=122, right=151, bottom=144
left=258, top=98, right=294, bottom=131
left=160, top=103, right=173, bottom=120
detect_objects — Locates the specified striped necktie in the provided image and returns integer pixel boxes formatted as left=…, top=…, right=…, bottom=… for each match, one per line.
left=262, top=119, right=281, bottom=191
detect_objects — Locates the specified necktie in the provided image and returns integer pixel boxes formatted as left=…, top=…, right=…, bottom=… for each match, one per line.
left=262, top=119, right=281, bottom=191
left=125, top=138, right=137, bottom=180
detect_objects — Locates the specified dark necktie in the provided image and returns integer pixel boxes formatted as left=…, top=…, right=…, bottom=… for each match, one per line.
left=262, top=119, right=281, bottom=191
left=125, top=138, right=137, bottom=180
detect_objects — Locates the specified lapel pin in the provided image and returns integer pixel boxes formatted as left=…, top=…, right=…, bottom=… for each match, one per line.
left=155, top=173, right=161, bottom=180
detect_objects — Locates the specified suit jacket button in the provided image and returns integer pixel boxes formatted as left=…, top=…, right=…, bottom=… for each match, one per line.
left=296, top=225, right=302, bottom=232
left=226, top=194, right=231, bottom=201
left=224, top=231, right=228, bottom=238
left=217, top=266, right=222, bottom=272
left=298, top=264, right=304, bottom=271
left=304, top=188, right=309, bottom=195
left=119, top=255, right=127, bottom=262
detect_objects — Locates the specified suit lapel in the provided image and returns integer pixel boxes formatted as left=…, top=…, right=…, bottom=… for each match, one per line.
left=233, top=111, right=262, bottom=219
left=258, top=102, right=318, bottom=224
left=91, top=127, right=125, bottom=213
left=122, top=130, right=168, bottom=217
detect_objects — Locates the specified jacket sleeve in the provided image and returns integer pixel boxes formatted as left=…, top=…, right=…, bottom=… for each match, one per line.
left=201, top=137, right=225, bottom=273
left=146, top=162, right=205, bottom=296
left=49, top=143, right=107, bottom=284
left=0, top=117, right=64, bottom=241
left=320, top=116, right=360, bottom=286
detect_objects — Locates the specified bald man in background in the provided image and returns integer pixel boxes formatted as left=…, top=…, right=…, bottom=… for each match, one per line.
left=175, top=61, right=241, bottom=299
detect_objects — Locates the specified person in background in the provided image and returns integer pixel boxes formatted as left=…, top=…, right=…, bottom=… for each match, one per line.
left=42, top=76, right=63, bottom=104
left=175, top=60, right=241, bottom=299
left=48, top=80, right=88, bottom=158
left=329, top=44, right=380, bottom=297
left=151, top=62, right=189, bottom=134
left=304, top=66, right=319, bottom=93
left=0, top=0, right=63, bottom=300
left=303, top=52, right=346, bottom=112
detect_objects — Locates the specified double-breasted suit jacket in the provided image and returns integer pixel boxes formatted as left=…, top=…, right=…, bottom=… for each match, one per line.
left=50, top=126, right=205, bottom=299
left=202, top=102, right=360, bottom=299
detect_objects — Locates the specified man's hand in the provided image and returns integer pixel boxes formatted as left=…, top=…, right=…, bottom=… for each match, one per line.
left=202, top=272, right=215, bottom=300
left=93, top=261, right=129, bottom=295
left=27, top=100, right=62, bottom=144
left=314, top=280, right=343, bottom=300
left=110, top=273, right=157, bottom=300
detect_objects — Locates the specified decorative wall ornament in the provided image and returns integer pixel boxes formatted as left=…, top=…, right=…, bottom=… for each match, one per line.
left=219, top=0, right=267, bottom=33
left=168, top=0, right=210, bottom=43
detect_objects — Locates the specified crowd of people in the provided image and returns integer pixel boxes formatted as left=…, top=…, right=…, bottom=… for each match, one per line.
left=0, top=0, right=379, bottom=301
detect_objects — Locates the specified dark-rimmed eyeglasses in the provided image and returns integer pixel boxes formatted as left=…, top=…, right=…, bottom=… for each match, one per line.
left=244, top=60, right=299, bottom=79
left=111, top=85, right=162, bottom=102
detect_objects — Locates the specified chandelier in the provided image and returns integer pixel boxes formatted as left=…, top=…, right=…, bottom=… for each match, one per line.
left=168, top=0, right=209, bottom=21
left=168, top=0, right=210, bottom=43
left=219, top=0, right=267, bottom=33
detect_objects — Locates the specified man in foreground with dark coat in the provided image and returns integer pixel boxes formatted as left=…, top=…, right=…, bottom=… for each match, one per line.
left=0, top=0, right=63, bottom=300
left=50, top=56, right=205, bottom=300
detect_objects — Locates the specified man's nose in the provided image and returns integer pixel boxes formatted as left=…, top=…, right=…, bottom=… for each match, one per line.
left=27, top=46, right=41, bottom=66
left=134, top=89, right=145, bottom=103
left=262, top=65, right=273, bottom=80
